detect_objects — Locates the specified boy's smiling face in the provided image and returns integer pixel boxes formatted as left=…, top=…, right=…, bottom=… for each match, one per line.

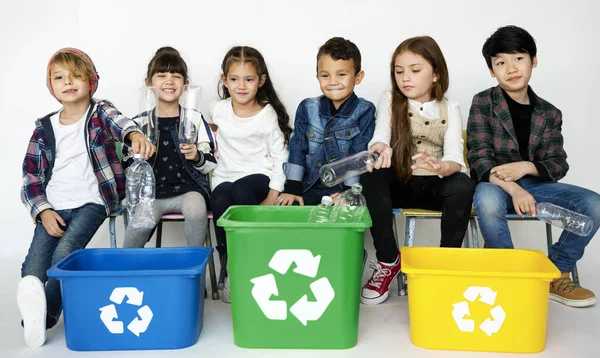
left=317, top=54, right=364, bottom=109
left=489, top=53, right=537, bottom=99
left=50, top=63, right=91, bottom=105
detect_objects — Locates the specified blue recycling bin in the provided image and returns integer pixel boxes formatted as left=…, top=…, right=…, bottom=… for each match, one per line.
left=47, top=247, right=212, bottom=351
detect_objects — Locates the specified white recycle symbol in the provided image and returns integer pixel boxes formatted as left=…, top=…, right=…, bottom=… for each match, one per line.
left=99, top=287, right=154, bottom=337
left=250, top=249, right=335, bottom=326
left=452, top=286, right=506, bottom=337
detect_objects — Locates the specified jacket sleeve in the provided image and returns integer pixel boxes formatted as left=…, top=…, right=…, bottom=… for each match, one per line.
left=21, top=128, right=53, bottom=221
left=121, top=115, right=140, bottom=173
left=97, top=100, right=142, bottom=146
left=537, top=109, right=569, bottom=181
left=345, top=101, right=376, bottom=186
left=466, top=94, right=497, bottom=182
left=282, top=101, right=309, bottom=192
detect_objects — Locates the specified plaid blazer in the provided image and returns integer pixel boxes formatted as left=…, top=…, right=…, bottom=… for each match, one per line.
left=467, top=85, right=568, bottom=182
left=21, top=99, right=140, bottom=221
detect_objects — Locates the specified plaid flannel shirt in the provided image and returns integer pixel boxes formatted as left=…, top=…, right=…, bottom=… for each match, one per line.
left=467, top=85, right=569, bottom=182
left=21, top=99, right=140, bottom=221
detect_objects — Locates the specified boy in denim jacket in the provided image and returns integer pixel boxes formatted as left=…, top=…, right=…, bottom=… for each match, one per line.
left=277, top=37, right=375, bottom=205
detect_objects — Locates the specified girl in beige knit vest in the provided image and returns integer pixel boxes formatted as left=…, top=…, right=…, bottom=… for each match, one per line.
left=360, top=36, right=474, bottom=305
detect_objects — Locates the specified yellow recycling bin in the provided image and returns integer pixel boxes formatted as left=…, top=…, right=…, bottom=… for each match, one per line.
left=401, top=247, right=560, bottom=353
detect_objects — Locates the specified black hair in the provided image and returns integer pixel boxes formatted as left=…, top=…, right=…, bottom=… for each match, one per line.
left=219, top=46, right=292, bottom=145
left=316, top=37, right=362, bottom=74
left=482, top=25, right=537, bottom=69
left=146, top=46, right=189, bottom=81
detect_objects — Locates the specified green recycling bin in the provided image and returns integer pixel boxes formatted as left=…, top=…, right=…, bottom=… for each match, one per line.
left=217, top=205, right=372, bottom=349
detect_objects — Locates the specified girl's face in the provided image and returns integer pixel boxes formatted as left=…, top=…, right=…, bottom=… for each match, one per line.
left=222, top=62, right=266, bottom=107
left=148, top=72, right=185, bottom=105
left=394, top=51, right=437, bottom=103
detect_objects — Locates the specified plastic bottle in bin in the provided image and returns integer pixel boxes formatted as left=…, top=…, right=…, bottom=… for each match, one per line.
left=330, top=183, right=367, bottom=223
left=308, top=196, right=333, bottom=223
left=535, top=202, right=593, bottom=236
left=319, top=151, right=380, bottom=187
left=126, top=154, right=157, bottom=229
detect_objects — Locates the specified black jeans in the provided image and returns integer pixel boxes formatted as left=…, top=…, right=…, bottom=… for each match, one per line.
left=210, top=174, right=270, bottom=258
left=361, top=168, right=474, bottom=263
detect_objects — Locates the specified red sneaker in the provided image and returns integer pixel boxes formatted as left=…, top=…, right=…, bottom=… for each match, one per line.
left=360, top=256, right=400, bottom=305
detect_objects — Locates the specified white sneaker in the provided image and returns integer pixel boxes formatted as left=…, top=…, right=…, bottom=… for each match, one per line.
left=17, top=276, right=47, bottom=347
left=221, top=276, right=231, bottom=304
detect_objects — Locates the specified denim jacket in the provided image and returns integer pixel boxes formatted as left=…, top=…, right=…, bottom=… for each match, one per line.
left=284, top=93, right=375, bottom=193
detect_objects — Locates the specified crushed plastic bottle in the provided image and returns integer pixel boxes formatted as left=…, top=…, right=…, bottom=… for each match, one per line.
left=536, top=202, right=593, bottom=237
left=308, top=196, right=333, bottom=223
left=126, top=154, right=156, bottom=229
left=329, top=183, right=367, bottom=223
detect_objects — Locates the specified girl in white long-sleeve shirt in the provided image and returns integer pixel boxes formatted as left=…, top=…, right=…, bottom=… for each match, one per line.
left=209, top=46, right=291, bottom=302
left=360, top=36, right=475, bottom=306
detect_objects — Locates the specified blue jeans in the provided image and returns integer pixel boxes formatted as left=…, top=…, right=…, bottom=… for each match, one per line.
left=473, top=177, right=600, bottom=272
left=21, top=203, right=106, bottom=328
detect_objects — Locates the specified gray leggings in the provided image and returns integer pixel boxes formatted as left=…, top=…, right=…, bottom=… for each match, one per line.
left=123, top=191, right=208, bottom=248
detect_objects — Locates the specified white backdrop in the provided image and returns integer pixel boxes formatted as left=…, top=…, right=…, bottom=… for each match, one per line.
left=1, top=0, right=599, bottom=282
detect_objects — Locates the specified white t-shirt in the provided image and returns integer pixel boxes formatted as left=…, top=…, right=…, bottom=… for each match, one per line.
left=369, top=90, right=467, bottom=173
left=46, top=108, right=104, bottom=210
left=209, top=98, right=288, bottom=192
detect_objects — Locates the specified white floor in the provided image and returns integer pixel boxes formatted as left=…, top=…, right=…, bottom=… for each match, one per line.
left=2, top=223, right=600, bottom=357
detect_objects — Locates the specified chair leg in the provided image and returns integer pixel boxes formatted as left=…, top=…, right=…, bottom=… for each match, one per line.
left=109, top=217, right=117, bottom=248
left=391, top=213, right=401, bottom=296
left=572, top=264, right=580, bottom=286
left=156, top=221, right=163, bottom=248
left=362, top=248, right=368, bottom=274
left=470, top=218, right=480, bottom=248
left=218, top=253, right=228, bottom=290
left=205, top=220, right=220, bottom=300
left=405, top=217, right=416, bottom=247
left=399, top=217, right=415, bottom=297
left=545, top=223, right=553, bottom=251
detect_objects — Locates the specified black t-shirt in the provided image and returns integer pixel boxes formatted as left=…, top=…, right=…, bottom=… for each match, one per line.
left=154, top=116, right=200, bottom=198
left=499, top=88, right=550, bottom=181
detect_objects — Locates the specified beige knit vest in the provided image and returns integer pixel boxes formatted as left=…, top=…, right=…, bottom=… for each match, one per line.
left=409, top=100, right=448, bottom=176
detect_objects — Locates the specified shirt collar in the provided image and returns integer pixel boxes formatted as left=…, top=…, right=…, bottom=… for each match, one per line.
left=320, top=92, right=358, bottom=118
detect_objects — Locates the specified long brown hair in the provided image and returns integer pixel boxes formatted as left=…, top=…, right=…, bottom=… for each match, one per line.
left=219, top=46, right=292, bottom=145
left=390, top=36, right=449, bottom=180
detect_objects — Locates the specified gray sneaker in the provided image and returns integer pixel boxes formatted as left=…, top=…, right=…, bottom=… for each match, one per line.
left=221, top=276, right=231, bottom=304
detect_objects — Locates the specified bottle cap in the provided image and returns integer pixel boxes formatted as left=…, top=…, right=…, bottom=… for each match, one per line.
left=134, top=154, right=143, bottom=159
left=321, top=196, right=333, bottom=206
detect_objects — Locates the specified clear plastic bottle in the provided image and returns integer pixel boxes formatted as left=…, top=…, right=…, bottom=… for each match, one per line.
left=536, top=202, right=593, bottom=237
left=329, top=183, right=367, bottom=223
left=126, top=154, right=156, bottom=229
left=308, top=196, right=333, bottom=223
left=319, top=151, right=380, bottom=187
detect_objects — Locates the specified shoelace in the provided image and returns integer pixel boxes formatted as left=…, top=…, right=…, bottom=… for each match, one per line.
left=366, top=260, right=393, bottom=289
left=552, top=277, right=580, bottom=293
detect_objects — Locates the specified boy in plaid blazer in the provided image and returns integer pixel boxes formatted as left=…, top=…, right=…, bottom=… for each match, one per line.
left=467, top=26, right=599, bottom=308
left=17, top=48, right=155, bottom=347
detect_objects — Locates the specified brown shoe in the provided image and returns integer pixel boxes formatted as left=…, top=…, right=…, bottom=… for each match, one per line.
left=549, top=273, right=596, bottom=308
